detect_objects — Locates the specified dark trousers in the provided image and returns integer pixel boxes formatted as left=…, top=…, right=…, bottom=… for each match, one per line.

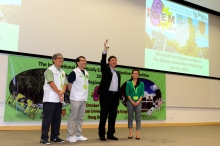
left=98, top=92, right=118, bottom=137
left=41, top=102, right=62, bottom=140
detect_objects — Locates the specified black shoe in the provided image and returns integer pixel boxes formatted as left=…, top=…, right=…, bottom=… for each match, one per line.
left=99, top=136, right=107, bottom=141
left=128, top=136, right=133, bottom=139
left=50, top=137, right=65, bottom=143
left=136, top=137, right=140, bottom=140
left=40, top=139, right=50, bottom=145
left=107, top=135, right=118, bottom=140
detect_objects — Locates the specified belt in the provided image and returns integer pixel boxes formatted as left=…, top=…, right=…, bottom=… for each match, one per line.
left=108, top=91, right=118, bottom=94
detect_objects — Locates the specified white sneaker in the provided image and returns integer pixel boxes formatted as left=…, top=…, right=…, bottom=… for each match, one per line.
left=66, top=136, right=76, bottom=143
left=73, top=135, right=88, bottom=141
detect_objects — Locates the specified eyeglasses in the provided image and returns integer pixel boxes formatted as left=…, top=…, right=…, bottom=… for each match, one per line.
left=56, top=57, right=64, bottom=61
left=79, top=59, right=86, bottom=62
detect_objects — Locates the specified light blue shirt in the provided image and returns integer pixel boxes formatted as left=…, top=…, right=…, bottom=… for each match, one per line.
left=109, top=66, right=118, bottom=91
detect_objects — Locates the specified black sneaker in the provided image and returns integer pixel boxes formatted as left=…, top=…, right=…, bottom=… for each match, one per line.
left=50, top=137, right=65, bottom=143
left=40, top=139, right=50, bottom=145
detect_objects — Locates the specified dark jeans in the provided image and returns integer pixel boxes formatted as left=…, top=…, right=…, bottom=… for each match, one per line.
left=98, top=92, right=118, bottom=137
left=41, top=102, right=62, bottom=140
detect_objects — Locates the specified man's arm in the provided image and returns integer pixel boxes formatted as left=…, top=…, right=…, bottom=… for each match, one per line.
left=45, top=69, right=62, bottom=96
left=67, top=71, right=76, bottom=91
left=48, top=81, right=60, bottom=95
left=68, top=83, right=72, bottom=92
left=100, top=42, right=108, bottom=73
left=62, top=75, right=68, bottom=92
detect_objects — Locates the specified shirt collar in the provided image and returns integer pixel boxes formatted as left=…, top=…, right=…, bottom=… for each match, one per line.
left=54, top=65, right=61, bottom=71
left=109, top=66, right=116, bottom=72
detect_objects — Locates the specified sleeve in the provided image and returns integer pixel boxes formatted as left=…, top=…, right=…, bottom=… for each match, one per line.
left=140, top=82, right=145, bottom=97
left=100, top=52, right=107, bottom=73
left=68, top=71, right=76, bottom=83
left=45, top=69, right=54, bottom=83
left=126, top=81, right=130, bottom=97
left=103, top=50, right=107, bottom=54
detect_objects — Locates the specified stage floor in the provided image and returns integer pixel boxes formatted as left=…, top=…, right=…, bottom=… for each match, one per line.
left=0, top=125, right=220, bottom=146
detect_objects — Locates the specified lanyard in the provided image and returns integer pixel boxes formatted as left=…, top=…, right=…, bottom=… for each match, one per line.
left=60, top=73, right=63, bottom=89
left=81, top=72, right=87, bottom=82
left=81, top=71, right=88, bottom=90
left=132, top=81, right=138, bottom=93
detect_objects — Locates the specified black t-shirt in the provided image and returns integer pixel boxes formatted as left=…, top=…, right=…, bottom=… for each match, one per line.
left=68, top=70, right=85, bottom=83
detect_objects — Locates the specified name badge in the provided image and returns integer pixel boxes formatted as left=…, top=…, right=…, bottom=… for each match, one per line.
left=133, top=96, right=138, bottom=100
left=83, top=85, right=87, bottom=89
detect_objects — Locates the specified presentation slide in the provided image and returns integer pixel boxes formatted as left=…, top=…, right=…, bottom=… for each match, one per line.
left=0, top=0, right=21, bottom=52
left=1, top=0, right=220, bottom=78
left=145, top=0, right=209, bottom=76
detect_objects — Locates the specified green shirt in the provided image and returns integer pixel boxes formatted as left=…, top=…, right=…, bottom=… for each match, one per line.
left=126, top=80, right=144, bottom=101
left=45, top=66, right=68, bottom=84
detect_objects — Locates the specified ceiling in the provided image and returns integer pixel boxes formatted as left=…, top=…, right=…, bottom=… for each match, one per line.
left=185, top=0, right=220, bottom=12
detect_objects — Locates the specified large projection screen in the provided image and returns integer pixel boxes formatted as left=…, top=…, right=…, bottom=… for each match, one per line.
left=145, top=0, right=209, bottom=76
left=1, top=0, right=220, bottom=78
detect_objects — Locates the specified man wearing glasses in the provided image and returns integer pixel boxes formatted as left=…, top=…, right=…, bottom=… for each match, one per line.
left=40, top=53, right=68, bottom=145
left=98, top=41, right=121, bottom=141
left=66, top=56, right=89, bottom=143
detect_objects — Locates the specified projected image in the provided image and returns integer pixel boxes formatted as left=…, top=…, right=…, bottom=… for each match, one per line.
left=145, top=0, right=209, bottom=76
left=0, top=0, right=21, bottom=52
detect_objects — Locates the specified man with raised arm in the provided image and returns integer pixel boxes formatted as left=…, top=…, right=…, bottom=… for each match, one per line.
left=98, top=40, right=121, bottom=141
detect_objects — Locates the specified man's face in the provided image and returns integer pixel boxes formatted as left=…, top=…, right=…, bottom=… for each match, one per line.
left=77, top=57, right=87, bottom=69
left=53, top=55, right=64, bottom=67
left=108, top=58, right=117, bottom=68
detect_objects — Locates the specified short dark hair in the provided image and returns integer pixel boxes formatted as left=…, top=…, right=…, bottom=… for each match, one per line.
left=52, top=53, right=63, bottom=64
left=108, top=56, right=117, bottom=62
left=75, top=56, right=86, bottom=66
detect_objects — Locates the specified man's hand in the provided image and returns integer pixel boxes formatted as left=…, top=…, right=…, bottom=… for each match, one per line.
left=59, top=95, right=64, bottom=102
left=104, top=40, right=109, bottom=51
left=57, top=90, right=64, bottom=97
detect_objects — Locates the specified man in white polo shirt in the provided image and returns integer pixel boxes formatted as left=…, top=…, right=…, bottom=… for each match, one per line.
left=66, top=56, right=89, bottom=142
left=40, top=53, right=68, bottom=145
